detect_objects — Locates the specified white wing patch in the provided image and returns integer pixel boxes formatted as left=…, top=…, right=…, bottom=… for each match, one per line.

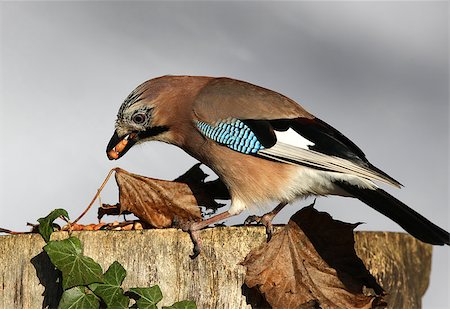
left=275, top=128, right=315, bottom=149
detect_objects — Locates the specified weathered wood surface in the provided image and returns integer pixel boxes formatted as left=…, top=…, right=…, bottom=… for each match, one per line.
left=0, top=228, right=431, bottom=309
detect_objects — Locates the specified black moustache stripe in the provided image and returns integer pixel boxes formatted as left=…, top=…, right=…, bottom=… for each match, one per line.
left=139, top=126, right=169, bottom=139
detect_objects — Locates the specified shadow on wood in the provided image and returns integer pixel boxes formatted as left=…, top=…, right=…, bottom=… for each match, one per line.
left=30, top=252, right=63, bottom=308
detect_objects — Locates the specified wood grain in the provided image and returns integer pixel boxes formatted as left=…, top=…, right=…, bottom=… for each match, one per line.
left=0, top=228, right=431, bottom=309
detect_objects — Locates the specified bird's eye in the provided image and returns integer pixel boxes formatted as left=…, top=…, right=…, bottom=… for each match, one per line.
left=132, top=113, right=146, bottom=124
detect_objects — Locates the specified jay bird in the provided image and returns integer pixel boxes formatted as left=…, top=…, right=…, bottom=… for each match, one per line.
left=107, top=75, right=449, bottom=256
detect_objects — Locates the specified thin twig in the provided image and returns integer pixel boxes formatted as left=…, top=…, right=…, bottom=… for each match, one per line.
left=0, top=227, right=30, bottom=235
left=72, top=168, right=117, bottom=225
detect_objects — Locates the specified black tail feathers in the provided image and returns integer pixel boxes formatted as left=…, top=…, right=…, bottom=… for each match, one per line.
left=335, top=181, right=450, bottom=246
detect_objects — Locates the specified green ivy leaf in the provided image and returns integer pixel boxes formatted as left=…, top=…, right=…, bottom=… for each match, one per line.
left=129, top=286, right=163, bottom=309
left=90, top=261, right=129, bottom=308
left=162, top=300, right=197, bottom=309
left=44, top=237, right=103, bottom=289
left=58, top=286, right=99, bottom=309
left=37, top=208, right=70, bottom=242
left=107, top=299, right=130, bottom=309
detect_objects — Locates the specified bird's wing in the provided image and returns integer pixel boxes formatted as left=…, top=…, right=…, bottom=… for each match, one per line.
left=193, top=77, right=315, bottom=122
left=193, top=78, right=401, bottom=188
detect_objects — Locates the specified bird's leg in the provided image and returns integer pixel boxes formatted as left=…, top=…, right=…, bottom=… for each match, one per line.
left=179, top=211, right=234, bottom=259
left=244, top=202, right=288, bottom=241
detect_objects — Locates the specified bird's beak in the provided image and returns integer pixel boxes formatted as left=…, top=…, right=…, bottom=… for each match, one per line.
left=106, top=131, right=138, bottom=160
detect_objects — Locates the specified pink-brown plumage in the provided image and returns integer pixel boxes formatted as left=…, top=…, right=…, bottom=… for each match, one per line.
left=107, top=75, right=450, bottom=256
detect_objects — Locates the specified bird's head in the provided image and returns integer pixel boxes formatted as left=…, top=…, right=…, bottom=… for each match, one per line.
left=107, top=75, right=213, bottom=160
left=106, top=80, right=170, bottom=160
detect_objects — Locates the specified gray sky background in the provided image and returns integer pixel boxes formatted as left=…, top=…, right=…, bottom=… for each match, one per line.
left=0, top=1, right=448, bottom=308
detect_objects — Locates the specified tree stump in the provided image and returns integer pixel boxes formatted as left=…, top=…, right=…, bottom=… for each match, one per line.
left=0, top=228, right=431, bottom=308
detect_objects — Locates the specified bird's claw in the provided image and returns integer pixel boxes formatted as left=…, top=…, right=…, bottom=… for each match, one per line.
left=265, top=223, right=274, bottom=242
left=175, top=219, right=202, bottom=259
left=244, top=213, right=275, bottom=242
left=188, top=229, right=202, bottom=259
left=244, top=215, right=261, bottom=225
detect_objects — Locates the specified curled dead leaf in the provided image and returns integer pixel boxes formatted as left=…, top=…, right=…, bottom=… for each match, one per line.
left=95, top=165, right=229, bottom=229
left=73, top=164, right=229, bottom=229
left=114, top=168, right=203, bottom=228
left=242, top=205, right=386, bottom=309
left=61, top=221, right=146, bottom=232
left=97, top=203, right=131, bottom=221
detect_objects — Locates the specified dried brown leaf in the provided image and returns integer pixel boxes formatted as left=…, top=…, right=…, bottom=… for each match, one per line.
left=114, top=168, right=203, bottom=228
left=242, top=205, right=385, bottom=309
left=97, top=203, right=131, bottom=221
left=62, top=220, right=151, bottom=232
left=95, top=164, right=229, bottom=226
left=61, top=222, right=108, bottom=231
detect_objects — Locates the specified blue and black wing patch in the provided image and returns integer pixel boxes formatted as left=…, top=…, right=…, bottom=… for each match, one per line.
left=196, top=119, right=266, bottom=154
left=196, top=117, right=401, bottom=187
left=199, top=117, right=369, bottom=162
left=196, top=117, right=371, bottom=162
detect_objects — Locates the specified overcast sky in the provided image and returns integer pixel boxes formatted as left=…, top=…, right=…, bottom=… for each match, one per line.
left=0, top=1, right=448, bottom=308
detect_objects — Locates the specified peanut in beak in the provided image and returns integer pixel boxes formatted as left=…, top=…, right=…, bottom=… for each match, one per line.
left=108, top=138, right=129, bottom=159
